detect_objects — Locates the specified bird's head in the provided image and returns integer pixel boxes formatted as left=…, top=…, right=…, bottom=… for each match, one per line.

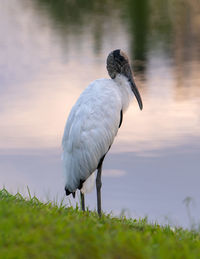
left=106, top=49, right=143, bottom=110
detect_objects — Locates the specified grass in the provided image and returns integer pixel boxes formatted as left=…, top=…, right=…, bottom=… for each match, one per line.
left=0, top=189, right=200, bottom=258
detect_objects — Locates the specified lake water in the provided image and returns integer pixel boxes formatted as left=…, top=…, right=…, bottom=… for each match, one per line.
left=1, top=0, right=200, bottom=228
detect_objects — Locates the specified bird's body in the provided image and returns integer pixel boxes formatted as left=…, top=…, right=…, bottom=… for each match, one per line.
left=62, top=49, right=143, bottom=216
left=62, top=75, right=134, bottom=193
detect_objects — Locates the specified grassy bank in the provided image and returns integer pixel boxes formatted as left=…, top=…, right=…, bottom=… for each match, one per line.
left=0, top=189, right=200, bottom=258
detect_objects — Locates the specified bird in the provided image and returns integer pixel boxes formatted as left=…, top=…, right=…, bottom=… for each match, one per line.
left=62, top=49, right=143, bottom=216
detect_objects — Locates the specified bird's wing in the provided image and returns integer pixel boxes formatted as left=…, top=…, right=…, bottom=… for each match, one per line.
left=62, top=79, right=122, bottom=192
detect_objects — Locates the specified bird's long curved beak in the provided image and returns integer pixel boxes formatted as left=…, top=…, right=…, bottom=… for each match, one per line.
left=129, top=77, right=143, bottom=110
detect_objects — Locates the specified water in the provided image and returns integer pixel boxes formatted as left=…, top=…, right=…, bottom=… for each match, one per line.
left=1, top=0, right=200, bottom=228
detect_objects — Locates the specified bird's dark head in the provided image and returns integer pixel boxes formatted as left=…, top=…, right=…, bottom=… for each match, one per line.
left=106, top=49, right=143, bottom=110
left=106, top=49, right=130, bottom=79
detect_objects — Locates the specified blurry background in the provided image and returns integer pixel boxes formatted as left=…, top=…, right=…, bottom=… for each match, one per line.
left=0, top=0, right=200, bottom=228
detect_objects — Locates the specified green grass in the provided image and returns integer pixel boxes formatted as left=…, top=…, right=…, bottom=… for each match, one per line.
left=0, top=189, right=200, bottom=259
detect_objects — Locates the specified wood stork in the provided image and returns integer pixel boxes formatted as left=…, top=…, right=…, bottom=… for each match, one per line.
left=62, top=49, right=143, bottom=216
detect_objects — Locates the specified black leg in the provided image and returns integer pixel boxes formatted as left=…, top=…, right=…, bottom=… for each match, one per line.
left=96, top=155, right=105, bottom=217
left=80, top=191, right=85, bottom=211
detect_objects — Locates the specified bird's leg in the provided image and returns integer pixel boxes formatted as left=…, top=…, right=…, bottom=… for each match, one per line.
left=96, top=156, right=105, bottom=217
left=80, top=191, right=85, bottom=211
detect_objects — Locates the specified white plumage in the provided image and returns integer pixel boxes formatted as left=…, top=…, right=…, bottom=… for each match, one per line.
left=62, top=49, right=143, bottom=216
left=62, top=75, right=133, bottom=193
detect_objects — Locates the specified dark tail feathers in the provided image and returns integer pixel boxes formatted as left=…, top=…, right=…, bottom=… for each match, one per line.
left=65, top=187, right=76, bottom=198
left=65, top=179, right=85, bottom=198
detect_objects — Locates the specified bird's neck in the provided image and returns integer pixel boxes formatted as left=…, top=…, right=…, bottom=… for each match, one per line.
left=114, top=74, right=134, bottom=111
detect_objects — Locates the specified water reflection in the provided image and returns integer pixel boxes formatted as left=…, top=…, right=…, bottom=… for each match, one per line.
left=127, top=0, right=149, bottom=72
left=0, top=0, right=200, bottom=228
